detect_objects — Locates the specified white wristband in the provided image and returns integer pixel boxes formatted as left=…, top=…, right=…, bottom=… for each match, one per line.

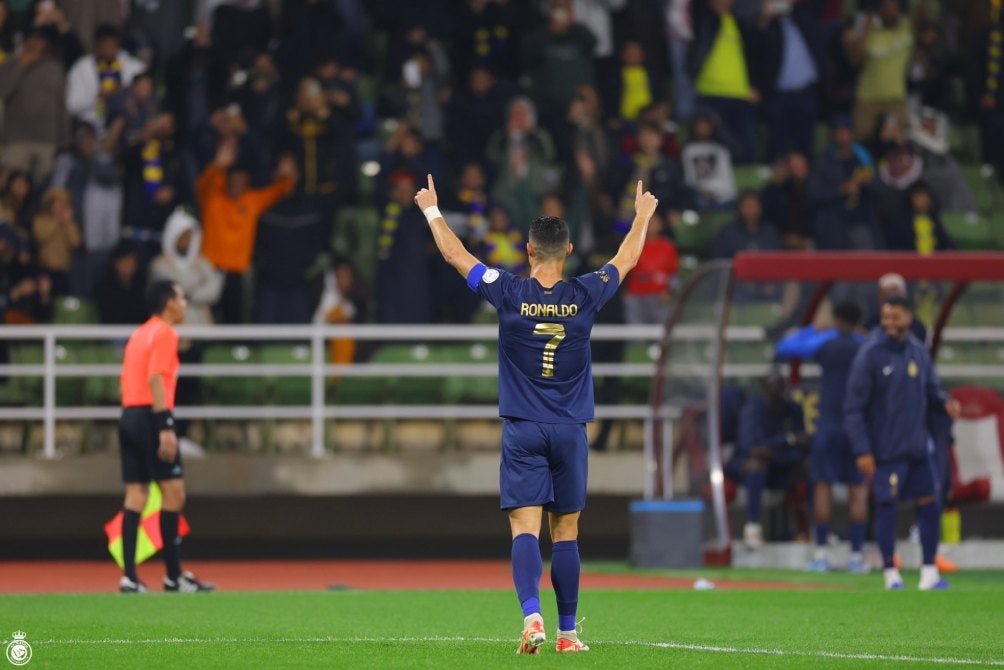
left=423, top=205, right=442, bottom=223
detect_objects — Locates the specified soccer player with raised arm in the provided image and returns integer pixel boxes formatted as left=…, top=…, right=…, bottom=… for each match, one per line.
left=415, top=175, right=658, bottom=654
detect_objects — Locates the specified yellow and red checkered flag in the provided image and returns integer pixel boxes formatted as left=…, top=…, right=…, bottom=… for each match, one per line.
left=104, top=482, right=190, bottom=569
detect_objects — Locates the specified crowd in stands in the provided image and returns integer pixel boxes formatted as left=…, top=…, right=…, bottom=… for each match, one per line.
left=0, top=0, right=996, bottom=333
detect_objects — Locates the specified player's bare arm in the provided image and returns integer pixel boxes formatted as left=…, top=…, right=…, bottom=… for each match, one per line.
left=148, top=373, right=178, bottom=462
left=609, top=180, right=658, bottom=280
left=414, top=174, right=481, bottom=278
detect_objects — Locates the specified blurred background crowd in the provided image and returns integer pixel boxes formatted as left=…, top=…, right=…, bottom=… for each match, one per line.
left=0, top=0, right=998, bottom=333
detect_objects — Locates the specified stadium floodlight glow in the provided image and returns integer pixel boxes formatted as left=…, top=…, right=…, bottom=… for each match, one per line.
left=361, top=161, right=380, bottom=177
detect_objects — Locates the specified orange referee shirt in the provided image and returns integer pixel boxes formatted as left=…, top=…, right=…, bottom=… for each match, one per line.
left=121, top=316, right=180, bottom=409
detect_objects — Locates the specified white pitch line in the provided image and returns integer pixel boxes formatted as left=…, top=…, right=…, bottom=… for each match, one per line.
left=20, top=636, right=1004, bottom=666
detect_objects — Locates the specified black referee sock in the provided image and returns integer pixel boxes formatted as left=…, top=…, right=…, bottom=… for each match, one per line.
left=160, top=511, right=182, bottom=582
left=121, top=509, right=141, bottom=581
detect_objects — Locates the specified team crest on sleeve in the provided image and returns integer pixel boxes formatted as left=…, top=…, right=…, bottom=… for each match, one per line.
left=595, top=269, right=609, bottom=283
left=483, top=269, right=500, bottom=284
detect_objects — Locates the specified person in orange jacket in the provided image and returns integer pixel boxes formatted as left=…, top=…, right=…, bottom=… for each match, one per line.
left=196, top=137, right=297, bottom=323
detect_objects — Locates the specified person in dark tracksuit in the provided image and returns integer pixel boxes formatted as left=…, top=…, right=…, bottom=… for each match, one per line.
left=729, top=372, right=810, bottom=549
left=777, top=299, right=868, bottom=573
left=844, top=296, right=960, bottom=591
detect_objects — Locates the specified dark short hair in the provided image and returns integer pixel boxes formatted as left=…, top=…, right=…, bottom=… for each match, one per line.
left=833, top=299, right=863, bottom=326
left=528, top=216, right=569, bottom=261
left=883, top=295, right=913, bottom=312
left=147, top=280, right=179, bottom=316
left=94, top=23, right=120, bottom=43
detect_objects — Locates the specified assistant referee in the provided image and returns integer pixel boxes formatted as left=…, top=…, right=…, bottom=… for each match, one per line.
left=117, top=280, right=214, bottom=593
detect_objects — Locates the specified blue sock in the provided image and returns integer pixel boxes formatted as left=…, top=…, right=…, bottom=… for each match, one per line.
left=849, top=522, right=866, bottom=553
left=916, top=502, right=940, bottom=565
left=875, top=503, right=897, bottom=569
left=512, top=534, right=542, bottom=617
left=815, top=523, right=830, bottom=548
left=746, top=471, right=765, bottom=523
left=551, top=540, right=580, bottom=632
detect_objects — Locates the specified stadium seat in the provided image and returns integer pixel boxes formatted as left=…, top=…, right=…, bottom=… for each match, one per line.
left=733, top=164, right=770, bottom=193
left=81, top=344, right=123, bottom=406
left=8, top=344, right=43, bottom=406
left=942, top=212, right=993, bottom=251
left=53, top=297, right=98, bottom=325
left=433, top=343, right=498, bottom=404
left=333, top=206, right=380, bottom=284
left=201, top=344, right=264, bottom=406
left=260, top=344, right=312, bottom=406
left=54, top=342, right=88, bottom=407
left=371, top=344, right=446, bottom=404
left=674, top=209, right=732, bottom=257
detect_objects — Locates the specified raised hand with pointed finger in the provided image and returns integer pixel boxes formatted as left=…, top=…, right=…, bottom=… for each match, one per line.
left=634, top=179, right=659, bottom=223
left=414, top=173, right=439, bottom=211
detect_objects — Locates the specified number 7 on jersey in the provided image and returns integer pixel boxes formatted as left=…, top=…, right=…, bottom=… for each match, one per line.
left=533, top=323, right=566, bottom=377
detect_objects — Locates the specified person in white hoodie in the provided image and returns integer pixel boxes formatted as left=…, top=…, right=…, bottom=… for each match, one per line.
left=149, top=208, right=223, bottom=327
left=149, top=208, right=223, bottom=457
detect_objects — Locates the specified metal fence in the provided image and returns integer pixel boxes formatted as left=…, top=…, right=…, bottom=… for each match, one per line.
left=2, top=322, right=1001, bottom=500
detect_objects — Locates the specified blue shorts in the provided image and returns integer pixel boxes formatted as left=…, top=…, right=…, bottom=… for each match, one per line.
left=500, top=419, right=588, bottom=513
left=810, top=424, right=864, bottom=486
left=873, top=454, right=939, bottom=505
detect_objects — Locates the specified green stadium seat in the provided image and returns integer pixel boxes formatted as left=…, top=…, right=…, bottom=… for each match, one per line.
left=333, top=206, right=380, bottom=284
left=432, top=343, right=498, bottom=404
left=8, top=344, right=43, bottom=406
left=200, top=344, right=264, bottom=406
left=82, top=344, right=123, bottom=406
left=733, top=164, right=770, bottom=193
left=674, top=210, right=732, bottom=257
left=942, top=212, right=993, bottom=251
left=53, top=297, right=98, bottom=325
left=261, top=344, right=313, bottom=406
left=54, top=342, right=88, bottom=406
left=371, top=344, right=446, bottom=404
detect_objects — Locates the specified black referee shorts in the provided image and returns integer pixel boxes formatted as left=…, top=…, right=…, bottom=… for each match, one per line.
left=119, top=406, right=184, bottom=484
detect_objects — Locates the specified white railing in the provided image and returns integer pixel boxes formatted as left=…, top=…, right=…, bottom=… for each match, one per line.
left=0, top=324, right=691, bottom=462
left=2, top=321, right=1001, bottom=493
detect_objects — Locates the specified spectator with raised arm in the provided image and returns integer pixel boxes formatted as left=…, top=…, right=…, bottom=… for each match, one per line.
left=196, top=138, right=297, bottom=323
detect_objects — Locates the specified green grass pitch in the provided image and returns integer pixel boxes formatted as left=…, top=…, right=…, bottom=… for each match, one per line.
left=4, top=568, right=1003, bottom=669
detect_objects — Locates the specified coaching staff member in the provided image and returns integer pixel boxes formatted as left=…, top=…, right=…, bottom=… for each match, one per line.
left=844, top=295, right=959, bottom=592
left=118, top=280, right=214, bottom=593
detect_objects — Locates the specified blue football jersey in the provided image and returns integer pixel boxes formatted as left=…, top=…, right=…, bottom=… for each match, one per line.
left=467, top=263, right=620, bottom=423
